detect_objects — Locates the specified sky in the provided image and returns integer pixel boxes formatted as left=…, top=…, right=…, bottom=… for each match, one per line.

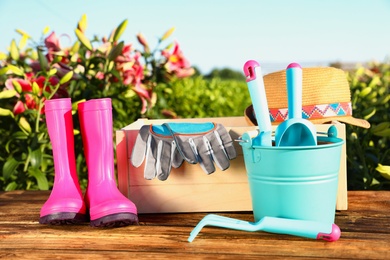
left=1, top=0, right=390, bottom=74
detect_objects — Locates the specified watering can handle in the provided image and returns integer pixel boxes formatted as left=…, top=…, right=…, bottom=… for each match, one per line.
left=286, top=63, right=302, bottom=119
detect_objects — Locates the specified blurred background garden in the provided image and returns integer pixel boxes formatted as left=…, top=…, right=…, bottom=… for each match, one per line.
left=0, top=0, right=389, bottom=191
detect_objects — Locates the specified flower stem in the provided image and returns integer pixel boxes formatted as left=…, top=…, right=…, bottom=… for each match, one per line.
left=35, top=100, right=44, bottom=133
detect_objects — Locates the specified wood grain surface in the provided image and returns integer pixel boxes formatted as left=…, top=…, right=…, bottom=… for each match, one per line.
left=0, top=191, right=389, bottom=259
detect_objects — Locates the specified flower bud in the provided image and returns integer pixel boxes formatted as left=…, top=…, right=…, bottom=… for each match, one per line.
left=161, top=27, right=175, bottom=41
left=136, top=33, right=150, bottom=53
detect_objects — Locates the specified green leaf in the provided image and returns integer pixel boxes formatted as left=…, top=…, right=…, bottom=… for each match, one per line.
left=0, top=89, right=17, bottom=99
left=30, top=148, right=42, bottom=169
left=362, top=107, right=376, bottom=120
left=41, top=154, right=52, bottom=172
left=108, top=41, right=124, bottom=61
left=5, top=182, right=18, bottom=191
left=376, top=164, right=390, bottom=180
left=359, top=87, right=372, bottom=98
left=37, top=48, right=48, bottom=72
left=0, top=66, right=8, bottom=75
left=12, top=79, right=22, bottom=93
left=12, top=131, right=29, bottom=139
left=111, top=67, right=120, bottom=79
left=113, top=19, right=128, bottom=42
left=368, top=76, right=381, bottom=88
left=43, top=90, right=51, bottom=99
left=0, top=108, right=14, bottom=117
left=59, top=71, right=74, bottom=84
left=52, top=55, right=62, bottom=64
left=373, top=129, right=390, bottom=137
left=10, top=39, right=20, bottom=60
left=28, top=168, right=49, bottom=190
left=7, top=65, right=24, bottom=76
left=70, top=41, right=80, bottom=54
left=371, top=122, right=390, bottom=134
left=3, top=157, right=19, bottom=180
left=377, top=94, right=390, bottom=105
left=75, top=28, right=93, bottom=51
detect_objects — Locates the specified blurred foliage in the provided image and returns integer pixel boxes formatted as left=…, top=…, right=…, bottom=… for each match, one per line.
left=147, top=76, right=250, bottom=119
left=204, top=68, right=246, bottom=81
left=0, top=15, right=194, bottom=191
left=346, top=62, right=390, bottom=190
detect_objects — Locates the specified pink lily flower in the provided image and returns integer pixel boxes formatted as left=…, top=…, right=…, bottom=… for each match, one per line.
left=5, top=74, right=68, bottom=115
left=162, top=41, right=194, bottom=78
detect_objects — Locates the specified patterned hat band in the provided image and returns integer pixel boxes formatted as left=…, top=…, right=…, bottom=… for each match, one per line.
left=268, top=102, right=352, bottom=123
left=245, top=67, right=370, bottom=128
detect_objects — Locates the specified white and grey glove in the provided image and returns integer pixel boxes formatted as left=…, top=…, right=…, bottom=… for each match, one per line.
left=163, top=122, right=237, bottom=174
left=131, top=122, right=237, bottom=180
left=131, top=125, right=184, bottom=181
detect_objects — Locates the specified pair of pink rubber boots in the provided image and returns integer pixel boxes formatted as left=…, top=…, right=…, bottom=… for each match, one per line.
left=39, top=98, right=138, bottom=227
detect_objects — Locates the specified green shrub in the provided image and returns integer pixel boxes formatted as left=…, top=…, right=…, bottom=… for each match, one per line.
left=147, top=76, right=250, bottom=119
left=346, top=62, right=390, bottom=190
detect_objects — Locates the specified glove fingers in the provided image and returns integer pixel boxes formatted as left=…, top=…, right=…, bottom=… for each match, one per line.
left=215, top=124, right=237, bottom=160
left=156, top=140, right=173, bottom=181
left=171, top=141, right=184, bottom=168
left=210, top=145, right=230, bottom=171
left=144, top=134, right=157, bottom=180
left=205, top=130, right=231, bottom=171
left=196, top=137, right=216, bottom=174
left=131, top=125, right=151, bottom=167
left=175, top=137, right=198, bottom=164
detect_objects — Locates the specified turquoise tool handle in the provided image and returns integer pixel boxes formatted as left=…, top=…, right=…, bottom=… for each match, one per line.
left=202, top=215, right=339, bottom=241
left=286, top=63, right=303, bottom=119
left=188, top=214, right=341, bottom=242
left=243, top=60, right=272, bottom=146
left=260, top=217, right=338, bottom=240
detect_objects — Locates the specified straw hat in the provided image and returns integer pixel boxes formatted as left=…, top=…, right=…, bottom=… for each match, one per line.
left=244, top=66, right=370, bottom=128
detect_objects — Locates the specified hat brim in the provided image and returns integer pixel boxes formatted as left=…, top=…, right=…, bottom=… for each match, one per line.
left=244, top=105, right=370, bottom=129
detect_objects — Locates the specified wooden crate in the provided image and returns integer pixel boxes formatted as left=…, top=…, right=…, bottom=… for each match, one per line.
left=116, top=117, right=347, bottom=213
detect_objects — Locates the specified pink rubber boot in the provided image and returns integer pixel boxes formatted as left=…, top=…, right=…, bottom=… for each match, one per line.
left=78, top=98, right=138, bottom=227
left=39, top=98, right=87, bottom=225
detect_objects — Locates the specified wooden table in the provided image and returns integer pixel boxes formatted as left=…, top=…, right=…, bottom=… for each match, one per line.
left=0, top=191, right=389, bottom=259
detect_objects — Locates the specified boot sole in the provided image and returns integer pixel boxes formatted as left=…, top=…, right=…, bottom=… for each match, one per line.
left=90, top=213, right=139, bottom=227
left=39, top=212, right=87, bottom=225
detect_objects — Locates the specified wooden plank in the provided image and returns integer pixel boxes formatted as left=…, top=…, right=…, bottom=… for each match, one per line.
left=115, top=129, right=130, bottom=197
left=0, top=191, right=389, bottom=259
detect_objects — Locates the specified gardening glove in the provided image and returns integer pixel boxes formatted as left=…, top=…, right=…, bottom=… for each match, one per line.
left=162, top=122, right=237, bottom=174
left=131, top=125, right=184, bottom=181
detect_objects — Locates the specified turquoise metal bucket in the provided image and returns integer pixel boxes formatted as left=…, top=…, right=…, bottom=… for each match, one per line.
left=240, top=132, right=344, bottom=224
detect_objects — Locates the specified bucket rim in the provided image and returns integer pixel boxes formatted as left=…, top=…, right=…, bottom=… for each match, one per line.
left=248, top=136, right=344, bottom=150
